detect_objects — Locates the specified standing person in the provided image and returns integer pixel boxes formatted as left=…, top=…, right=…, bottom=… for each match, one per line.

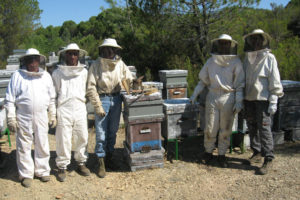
left=52, top=43, right=90, bottom=182
left=243, top=29, right=283, bottom=175
left=5, top=48, right=56, bottom=188
left=190, top=34, right=245, bottom=167
left=87, top=38, right=133, bottom=178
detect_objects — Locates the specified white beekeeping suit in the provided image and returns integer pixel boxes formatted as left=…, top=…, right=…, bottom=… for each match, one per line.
left=52, top=43, right=90, bottom=181
left=5, top=49, right=56, bottom=182
left=190, top=34, right=245, bottom=167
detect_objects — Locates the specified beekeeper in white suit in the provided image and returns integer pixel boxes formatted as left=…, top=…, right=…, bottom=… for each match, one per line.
left=5, top=48, right=56, bottom=188
left=243, top=29, right=283, bottom=175
left=190, top=34, right=245, bottom=167
left=52, top=43, right=90, bottom=182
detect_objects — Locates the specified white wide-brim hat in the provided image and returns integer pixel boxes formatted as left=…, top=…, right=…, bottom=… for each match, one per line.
left=211, top=34, right=238, bottom=48
left=99, top=38, right=122, bottom=49
left=19, top=48, right=46, bottom=63
left=58, top=43, right=88, bottom=57
left=243, top=29, right=272, bottom=46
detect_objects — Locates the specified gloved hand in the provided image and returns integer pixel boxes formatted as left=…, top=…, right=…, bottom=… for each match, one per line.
left=49, top=116, right=57, bottom=128
left=95, top=105, right=106, bottom=117
left=233, top=102, right=243, bottom=115
left=189, top=96, right=197, bottom=105
left=268, top=103, right=277, bottom=115
left=7, top=117, right=18, bottom=132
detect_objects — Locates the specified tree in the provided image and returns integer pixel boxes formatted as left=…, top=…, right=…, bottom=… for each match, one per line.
left=0, top=0, right=41, bottom=66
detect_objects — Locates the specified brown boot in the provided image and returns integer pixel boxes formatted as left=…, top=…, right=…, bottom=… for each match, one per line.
left=98, top=158, right=106, bottom=178
left=248, top=152, right=262, bottom=165
left=78, top=164, right=90, bottom=176
left=257, top=157, right=273, bottom=175
left=57, top=169, right=66, bottom=182
left=21, top=178, right=32, bottom=188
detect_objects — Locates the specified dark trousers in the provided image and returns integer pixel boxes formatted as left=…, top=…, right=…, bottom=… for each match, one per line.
left=244, top=100, right=274, bottom=159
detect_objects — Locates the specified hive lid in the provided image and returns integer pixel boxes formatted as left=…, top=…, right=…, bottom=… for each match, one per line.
left=163, top=98, right=200, bottom=113
left=159, top=70, right=188, bottom=78
left=281, top=80, right=300, bottom=89
left=122, top=92, right=162, bottom=103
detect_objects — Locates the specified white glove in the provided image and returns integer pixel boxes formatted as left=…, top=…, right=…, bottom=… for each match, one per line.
left=49, top=116, right=57, bottom=128
left=95, top=105, right=106, bottom=117
left=233, top=102, right=243, bottom=115
left=268, top=103, right=277, bottom=115
left=7, top=117, right=18, bottom=132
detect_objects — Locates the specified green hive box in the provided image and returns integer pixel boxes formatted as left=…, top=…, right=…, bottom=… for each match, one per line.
left=159, top=70, right=188, bottom=89
left=122, top=92, right=164, bottom=122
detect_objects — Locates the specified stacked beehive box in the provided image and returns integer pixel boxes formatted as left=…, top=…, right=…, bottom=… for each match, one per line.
left=122, top=91, right=165, bottom=171
left=159, top=70, right=188, bottom=99
left=162, top=98, right=200, bottom=140
left=273, top=80, right=300, bottom=143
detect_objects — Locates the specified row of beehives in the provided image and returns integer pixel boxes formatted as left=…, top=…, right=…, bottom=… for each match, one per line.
left=123, top=70, right=201, bottom=171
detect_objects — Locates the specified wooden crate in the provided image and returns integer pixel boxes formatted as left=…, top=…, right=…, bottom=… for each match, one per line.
left=125, top=117, right=163, bottom=152
left=123, top=142, right=164, bottom=172
left=162, top=87, right=187, bottom=99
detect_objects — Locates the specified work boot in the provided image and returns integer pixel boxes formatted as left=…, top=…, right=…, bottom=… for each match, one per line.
left=203, top=152, right=213, bottom=165
left=21, top=178, right=32, bottom=188
left=218, top=155, right=228, bottom=168
left=248, top=152, right=262, bottom=165
left=78, top=164, right=90, bottom=176
left=105, top=152, right=118, bottom=170
left=257, top=157, right=273, bottom=175
left=40, top=176, right=50, bottom=182
left=57, top=169, right=66, bottom=182
left=98, top=158, right=106, bottom=178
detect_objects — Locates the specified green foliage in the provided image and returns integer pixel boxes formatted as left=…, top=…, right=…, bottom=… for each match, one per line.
left=1, top=0, right=299, bottom=85
left=0, top=0, right=41, bottom=64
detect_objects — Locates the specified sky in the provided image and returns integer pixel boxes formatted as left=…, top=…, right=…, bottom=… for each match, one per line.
left=38, top=0, right=291, bottom=27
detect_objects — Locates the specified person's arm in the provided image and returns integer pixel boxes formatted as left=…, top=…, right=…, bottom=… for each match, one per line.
left=86, top=62, right=106, bottom=116
left=5, top=72, right=18, bottom=132
left=233, top=60, right=245, bottom=114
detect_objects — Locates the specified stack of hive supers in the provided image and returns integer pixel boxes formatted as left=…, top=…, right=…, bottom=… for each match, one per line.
left=159, top=70, right=188, bottom=99
left=162, top=98, right=200, bottom=140
left=122, top=90, right=165, bottom=171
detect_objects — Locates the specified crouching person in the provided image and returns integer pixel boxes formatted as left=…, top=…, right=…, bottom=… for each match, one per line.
left=5, top=48, right=56, bottom=187
left=52, top=43, right=90, bottom=182
left=190, top=34, right=245, bottom=167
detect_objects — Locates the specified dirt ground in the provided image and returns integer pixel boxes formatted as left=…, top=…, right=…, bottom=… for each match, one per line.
left=0, top=127, right=300, bottom=200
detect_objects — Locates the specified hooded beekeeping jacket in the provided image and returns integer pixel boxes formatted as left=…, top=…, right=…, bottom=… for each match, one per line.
left=87, top=57, right=133, bottom=109
left=244, top=49, right=283, bottom=103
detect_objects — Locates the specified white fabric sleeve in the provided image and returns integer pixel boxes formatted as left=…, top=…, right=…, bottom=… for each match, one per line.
left=268, top=56, right=284, bottom=98
left=190, top=80, right=205, bottom=102
left=233, top=60, right=245, bottom=104
left=48, top=74, right=56, bottom=117
left=5, top=73, right=17, bottom=119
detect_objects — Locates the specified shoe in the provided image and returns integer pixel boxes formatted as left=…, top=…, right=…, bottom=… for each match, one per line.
left=78, top=164, right=90, bottom=176
left=203, top=152, right=213, bottom=165
left=105, top=153, right=118, bottom=170
left=248, top=152, right=262, bottom=165
left=218, top=155, right=228, bottom=168
left=40, top=176, right=50, bottom=182
left=21, top=178, right=32, bottom=188
left=98, top=158, right=106, bottom=178
left=257, top=157, right=273, bottom=175
left=57, top=169, right=66, bottom=182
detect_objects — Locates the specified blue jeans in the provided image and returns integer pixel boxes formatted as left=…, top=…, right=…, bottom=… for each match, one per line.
left=94, top=94, right=122, bottom=158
